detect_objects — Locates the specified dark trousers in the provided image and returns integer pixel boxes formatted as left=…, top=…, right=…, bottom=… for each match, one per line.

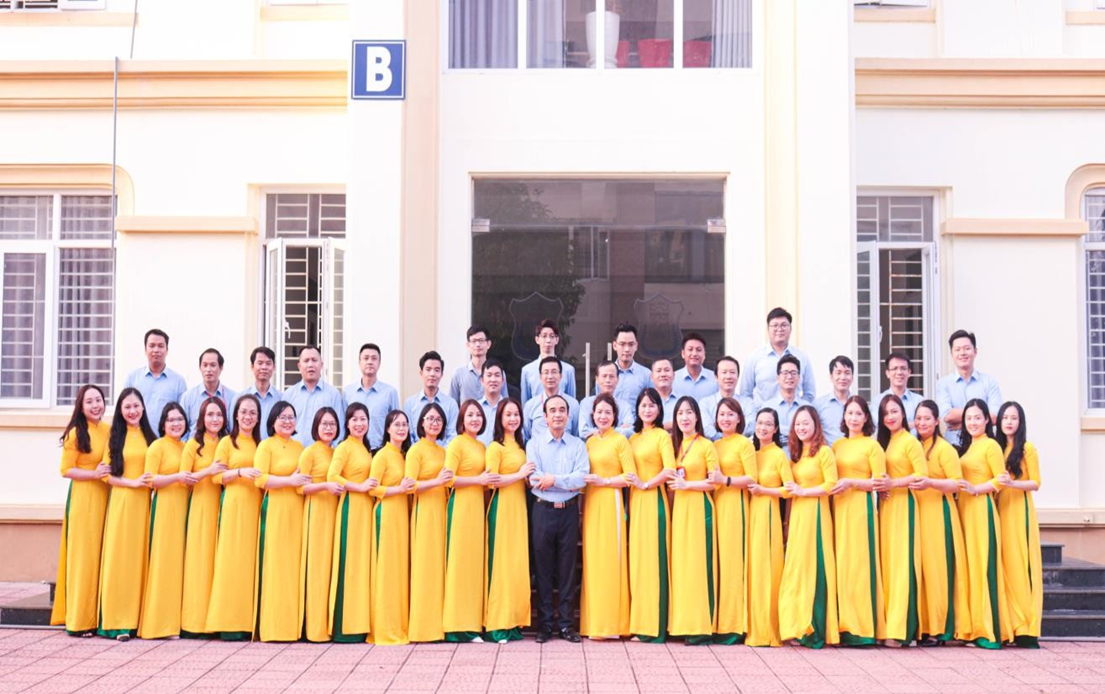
left=531, top=498, right=580, bottom=632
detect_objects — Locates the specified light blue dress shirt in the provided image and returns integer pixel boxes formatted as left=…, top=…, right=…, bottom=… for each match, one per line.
left=282, top=379, right=345, bottom=447
left=672, top=366, right=719, bottom=401
left=762, top=395, right=812, bottom=447
left=520, top=358, right=577, bottom=405
left=343, top=379, right=400, bottom=450
left=449, top=360, right=509, bottom=405
left=476, top=395, right=506, bottom=447
left=700, top=392, right=756, bottom=440
left=738, top=344, right=817, bottom=406
left=524, top=393, right=580, bottom=441
left=404, top=390, right=460, bottom=445
left=935, top=370, right=1003, bottom=446
left=123, top=366, right=187, bottom=432
left=814, top=393, right=849, bottom=446
left=659, top=391, right=680, bottom=427
left=526, top=430, right=589, bottom=504
left=593, top=360, right=651, bottom=405
left=577, top=395, right=635, bottom=440
left=232, top=385, right=282, bottom=440
left=873, top=388, right=924, bottom=433
left=179, top=382, right=236, bottom=441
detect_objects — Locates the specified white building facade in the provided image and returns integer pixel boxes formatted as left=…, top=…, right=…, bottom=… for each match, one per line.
left=0, top=0, right=1103, bottom=579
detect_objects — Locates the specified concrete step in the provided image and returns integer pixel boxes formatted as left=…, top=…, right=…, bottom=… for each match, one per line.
left=1044, top=558, right=1105, bottom=587
left=1046, top=587, right=1105, bottom=612
left=0, top=593, right=52, bottom=628
left=1042, top=542, right=1063, bottom=566
left=1043, top=610, right=1105, bottom=638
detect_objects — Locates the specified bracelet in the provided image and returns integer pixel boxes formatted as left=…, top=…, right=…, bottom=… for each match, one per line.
left=726, top=476, right=732, bottom=487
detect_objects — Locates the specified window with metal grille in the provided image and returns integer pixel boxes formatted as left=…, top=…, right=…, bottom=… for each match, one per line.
left=1085, top=190, right=1105, bottom=409
left=855, top=195, right=938, bottom=402
left=264, top=193, right=346, bottom=390
left=0, top=194, right=114, bottom=407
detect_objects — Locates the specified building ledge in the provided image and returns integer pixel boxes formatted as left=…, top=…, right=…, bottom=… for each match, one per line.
left=260, top=5, right=347, bottom=22
left=0, top=410, right=70, bottom=430
left=1067, top=11, right=1105, bottom=26
left=1040, top=509, right=1105, bottom=527
left=0, top=11, right=136, bottom=27
left=854, top=7, right=935, bottom=24
left=941, top=218, right=1089, bottom=237
left=115, top=215, right=257, bottom=235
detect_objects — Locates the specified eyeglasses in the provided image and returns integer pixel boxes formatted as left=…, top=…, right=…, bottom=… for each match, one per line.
left=277, top=414, right=297, bottom=422
left=768, top=321, right=791, bottom=330
left=779, top=370, right=799, bottom=378
left=468, top=338, right=488, bottom=345
left=319, top=421, right=338, bottom=428
left=166, top=417, right=186, bottom=424
left=614, top=341, right=637, bottom=349
left=423, top=416, right=444, bottom=424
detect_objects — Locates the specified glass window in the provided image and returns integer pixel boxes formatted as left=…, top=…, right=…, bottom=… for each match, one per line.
left=1085, top=190, right=1105, bottom=409
left=682, top=0, right=751, bottom=68
left=450, top=0, right=519, bottom=69
left=528, top=0, right=594, bottom=68
left=472, top=179, right=724, bottom=395
left=606, top=0, right=675, bottom=68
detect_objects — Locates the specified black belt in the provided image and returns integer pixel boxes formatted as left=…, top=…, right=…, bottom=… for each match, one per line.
left=534, top=496, right=578, bottom=509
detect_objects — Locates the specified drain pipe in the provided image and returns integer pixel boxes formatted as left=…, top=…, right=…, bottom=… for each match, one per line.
left=109, top=0, right=137, bottom=396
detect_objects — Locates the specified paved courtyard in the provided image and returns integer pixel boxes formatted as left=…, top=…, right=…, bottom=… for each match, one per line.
left=1, top=626, right=1104, bottom=694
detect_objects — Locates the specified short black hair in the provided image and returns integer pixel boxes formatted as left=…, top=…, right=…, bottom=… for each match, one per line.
left=144, top=328, right=169, bottom=347
left=613, top=322, right=637, bottom=340
left=543, top=394, right=569, bottom=414
left=948, top=330, right=977, bottom=350
left=419, top=350, right=444, bottom=370
left=652, top=357, right=673, bottom=370
left=595, top=359, right=617, bottom=376
left=199, top=348, right=225, bottom=368
left=481, top=358, right=504, bottom=376
left=250, top=346, right=275, bottom=365
left=534, top=319, right=560, bottom=337
left=298, top=345, right=321, bottom=358
left=539, top=356, right=561, bottom=374
left=681, top=331, right=706, bottom=349
left=829, top=355, right=853, bottom=373
left=466, top=324, right=489, bottom=341
left=716, top=355, right=740, bottom=374
left=766, top=308, right=792, bottom=325
left=777, top=354, right=801, bottom=374
left=359, top=343, right=381, bottom=357
left=885, top=351, right=912, bottom=370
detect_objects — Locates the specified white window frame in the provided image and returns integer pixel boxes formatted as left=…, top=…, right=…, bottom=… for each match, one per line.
left=258, top=187, right=347, bottom=391
left=0, top=0, right=107, bottom=11
left=441, top=0, right=755, bottom=72
left=1083, top=187, right=1105, bottom=412
left=0, top=190, right=113, bottom=408
left=854, top=190, right=942, bottom=402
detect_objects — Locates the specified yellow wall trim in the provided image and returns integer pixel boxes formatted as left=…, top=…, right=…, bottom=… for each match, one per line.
left=0, top=11, right=137, bottom=27
left=0, top=163, right=134, bottom=215
left=0, top=504, right=63, bottom=523
left=854, top=8, right=935, bottom=24
left=856, top=58, right=1105, bottom=108
left=1067, top=164, right=1105, bottom=219
left=260, top=5, right=348, bottom=22
left=1039, top=508, right=1105, bottom=527
left=1067, top=11, right=1105, bottom=26
left=941, top=217, right=1088, bottom=237
left=115, top=215, right=257, bottom=235
left=1081, top=415, right=1105, bottom=431
left=0, top=60, right=348, bottom=110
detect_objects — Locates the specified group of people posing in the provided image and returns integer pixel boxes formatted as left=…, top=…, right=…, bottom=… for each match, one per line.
left=50, top=307, right=1041, bottom=650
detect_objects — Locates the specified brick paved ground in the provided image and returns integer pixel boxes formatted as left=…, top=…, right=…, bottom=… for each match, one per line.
left=2, top=626, right=1105, bottom=694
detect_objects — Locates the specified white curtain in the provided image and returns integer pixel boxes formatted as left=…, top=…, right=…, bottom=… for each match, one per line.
left=527, top=0, right=565, bottom=68
left=450, top=0, right=518, bottom=69
left=711, top=0, right=751, bottom=68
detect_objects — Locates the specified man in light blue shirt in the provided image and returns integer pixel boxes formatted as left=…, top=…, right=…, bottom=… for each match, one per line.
left=594, top=322, right=651, bottom=404
left=701, top=356, right=755, bottom=440
left=526, top=394, right=588, bottom=643
left=766, top=355, right=811, bottom=447
left=738, top=307, right=816, bottom=406
left=179, top=348, right=236, bottom=441
left=404, top=350, right=459, bottom=445
left=525, top=357, right=580, bottom=440
left=814, top=355, right=854, bottom=446
left=873, top=351, right=924, bottom=430
left=123, top=328, right=187, bottom=431
left=936, top=330, right=1003, bottom=446
left=476, top=359, right=508, bottom=447
left=520, top=319, right=577, bottom=404
left=343, top=342, right=400, bottom=450
left=673, top=331, right=718, bottom=401
left=233, top=346, right=282, bottom=440
left=282, top=345, right=345, bottom=447
left=578, top=360, right=634, bottom=439
left=649, top=358, right=680, bottom=430
left=450, top=324, right=509, bottom=405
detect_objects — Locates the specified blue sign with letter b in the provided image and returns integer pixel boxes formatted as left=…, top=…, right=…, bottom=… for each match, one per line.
left=351, top=40, right=406, bottom=100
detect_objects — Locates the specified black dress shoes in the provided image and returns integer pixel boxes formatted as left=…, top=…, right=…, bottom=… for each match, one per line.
left=535, top=628, right=553, bottom=644
left=558, top=628, right=581, bottom=643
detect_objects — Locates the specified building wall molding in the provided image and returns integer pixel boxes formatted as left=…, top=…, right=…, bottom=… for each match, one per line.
left=115, top=215, right=257, bottom=235
left=854, top=8, right=935, bottom=24
left=856, top=58, right=1105, bottom=108
left=1067, top=11, right=1105, bottom=26
left=0, top=11, right=137, bottom=27
left=260, top=5, right=348, bottom=22
left=0, top=60, right=347, bottom=110
left=0, top=505, right=62, bottom=523
left=0, top=163, right=133, bottom=214
left=941, top=217, right=1089, bottom=237
left=1067, top=164, right=1105, bottom=219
